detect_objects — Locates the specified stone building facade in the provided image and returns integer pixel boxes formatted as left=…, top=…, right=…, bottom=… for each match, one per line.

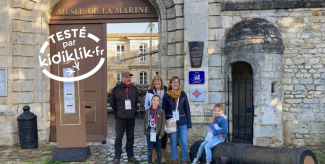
left=0, top=0, right=324, bottom=147
left=106, top=33, right=159, bottom=91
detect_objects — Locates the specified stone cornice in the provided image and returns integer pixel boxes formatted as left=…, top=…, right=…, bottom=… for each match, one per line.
left=222, top=0, right=325, bottom=11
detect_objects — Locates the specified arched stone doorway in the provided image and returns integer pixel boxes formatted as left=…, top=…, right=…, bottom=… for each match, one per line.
left=224, top=18, right=285, bottom=146
left=229, top=62, right=254, bottom=143
left=42, top=0, right=185, bottom=143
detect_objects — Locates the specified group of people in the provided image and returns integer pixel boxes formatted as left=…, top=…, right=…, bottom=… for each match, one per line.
left=110, top=71, right=228, bottom=164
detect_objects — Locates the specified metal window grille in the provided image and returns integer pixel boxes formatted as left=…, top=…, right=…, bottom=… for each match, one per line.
left=227, top=68, right=254, bottom=144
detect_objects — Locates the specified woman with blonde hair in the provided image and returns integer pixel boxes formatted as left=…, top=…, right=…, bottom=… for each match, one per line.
left=162, top=76, right=191, bottom=164
left=144, top=75, right=168, bottom=163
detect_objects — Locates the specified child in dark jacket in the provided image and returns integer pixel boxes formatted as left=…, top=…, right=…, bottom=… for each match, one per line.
left=144, top=95, right=166, bottom=164
left=191, top=103, right=228, bottom=164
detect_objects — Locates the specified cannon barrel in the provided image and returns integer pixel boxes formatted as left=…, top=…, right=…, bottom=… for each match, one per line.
left=190, top=140, right=317, bottom=164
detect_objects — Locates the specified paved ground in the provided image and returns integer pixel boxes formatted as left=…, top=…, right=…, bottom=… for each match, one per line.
left=2, top=116, right=323, bottom=164
left=0, top=116, right=189, bottom=164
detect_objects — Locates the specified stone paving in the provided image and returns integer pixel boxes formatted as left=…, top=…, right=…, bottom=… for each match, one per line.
left=0, top=116, right=189, bottom=164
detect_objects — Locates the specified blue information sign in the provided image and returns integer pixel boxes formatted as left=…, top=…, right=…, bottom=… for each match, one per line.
left=189, top=71, right=204, bottom=84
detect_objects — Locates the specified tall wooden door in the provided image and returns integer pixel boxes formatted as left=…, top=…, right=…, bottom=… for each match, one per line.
left=50, top=24, right=107, bottom=142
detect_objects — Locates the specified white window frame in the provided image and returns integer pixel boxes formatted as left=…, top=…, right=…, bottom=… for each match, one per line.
left=139, top=44, right=147, bottom=62
left=139, top=72, right=147, bottom=84
left=116, top=73, right=122, bottom=83
left=116, top=45, right=124, bottom=61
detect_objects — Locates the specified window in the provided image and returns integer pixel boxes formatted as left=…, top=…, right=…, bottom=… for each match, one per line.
left=116, top=73, right=122, bottom=83
left=116, top=45, right=124, bottom=61
left=156, top=72, right=159, bottom=75
left=139, top=72, right=147, bottom=84
left=139, top=44, right=147, bottom=62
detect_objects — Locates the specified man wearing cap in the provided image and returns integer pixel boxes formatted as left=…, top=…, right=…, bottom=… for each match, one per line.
left=110, top=71, right=139, bottom=164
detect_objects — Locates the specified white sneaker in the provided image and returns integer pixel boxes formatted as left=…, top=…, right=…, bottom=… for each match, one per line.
left=191, top=158, right=200, bottom=164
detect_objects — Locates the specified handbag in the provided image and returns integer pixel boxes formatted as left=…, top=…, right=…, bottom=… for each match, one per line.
left=165, top=118, right=177, bottom=133
left=165, top=97, right=179, bottom=133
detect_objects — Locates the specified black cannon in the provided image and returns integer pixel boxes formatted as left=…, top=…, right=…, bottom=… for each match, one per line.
left=190, top=140, right=317, bottom=164
left=17, top=106, right=38, bottom=149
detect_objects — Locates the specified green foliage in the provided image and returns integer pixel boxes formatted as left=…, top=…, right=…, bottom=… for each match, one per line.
left=44, top=159, right=52, bottom=164
left=25, top=159, right=34, bottom=162
left=44, top=159, right=71, bottom=164
left=138, top=88, right=149, bottom=97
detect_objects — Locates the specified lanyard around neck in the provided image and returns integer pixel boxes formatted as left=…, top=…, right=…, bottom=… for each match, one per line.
left=171, top=97, right=179, bottom=112
left=153, top=89, right=162, bottom=97
left=121, top=85, right=131, bottom=99
left=150, top=106, right=158, bottom=129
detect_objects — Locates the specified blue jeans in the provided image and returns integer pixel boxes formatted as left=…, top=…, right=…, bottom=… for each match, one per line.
left=170, top=124, right=188, bottom=161
left=196, top=137, right=224, bottom=162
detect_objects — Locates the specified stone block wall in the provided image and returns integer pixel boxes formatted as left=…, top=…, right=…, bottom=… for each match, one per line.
left=165, top=0, right=185, bottom=86
left=184, top=0, right=225, bottom=145
left=0, top=0, right=53, bottom=146
left=208, top=0, right=223, bottom=121
left=222, top=7, right=325, bottom=146
left=152, top=0, right=185, bottom=87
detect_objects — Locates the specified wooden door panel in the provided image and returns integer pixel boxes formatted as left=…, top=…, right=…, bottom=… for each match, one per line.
left=85, top=102, right=96, bottom=123
left=50, top=24, right=107, bottom=142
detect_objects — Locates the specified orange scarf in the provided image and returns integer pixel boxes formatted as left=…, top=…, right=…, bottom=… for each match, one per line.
left=167, top=88, right=181, bottom=99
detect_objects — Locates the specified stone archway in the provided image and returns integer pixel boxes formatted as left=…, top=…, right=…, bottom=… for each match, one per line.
left=223, top=18, right=284, bottom=147
left=2, top=0, right=185, bottom=146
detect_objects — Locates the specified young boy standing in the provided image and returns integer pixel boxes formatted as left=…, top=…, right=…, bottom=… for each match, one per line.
left=191, top=103, right=228, bottom=164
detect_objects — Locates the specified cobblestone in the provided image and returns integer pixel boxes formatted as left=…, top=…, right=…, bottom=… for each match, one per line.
left=0, top=117, right=189, bottom=163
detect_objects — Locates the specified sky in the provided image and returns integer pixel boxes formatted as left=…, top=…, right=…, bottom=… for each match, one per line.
left=106, top=22, right=158, bottom=33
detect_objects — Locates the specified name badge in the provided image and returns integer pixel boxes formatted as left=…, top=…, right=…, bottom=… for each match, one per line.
left=125, top=99, right=131, bottom=110
left=150, top=130, right=156, bottom=142
left=173, top=110, right=179, bottom=121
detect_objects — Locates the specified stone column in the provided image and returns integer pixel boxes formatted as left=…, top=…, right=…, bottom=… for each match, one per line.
left=184, top=0, right=208, bottom=123
left=184, top=0, right=223, bottom=144
left=207, top=0, right=223, bottom=121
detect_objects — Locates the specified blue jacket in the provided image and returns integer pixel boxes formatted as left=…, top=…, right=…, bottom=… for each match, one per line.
left=212, top=115, right=228, bottom=139
left=162, top=91, right=192, bottom=128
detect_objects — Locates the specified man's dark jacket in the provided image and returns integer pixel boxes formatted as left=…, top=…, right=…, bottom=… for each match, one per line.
left=162, top=91, right=192, bottom=128
left=110, top=84, right=138, bottom=119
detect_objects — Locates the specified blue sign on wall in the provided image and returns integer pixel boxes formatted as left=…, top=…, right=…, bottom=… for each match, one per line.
left=189, top=71, right=204, bottom=84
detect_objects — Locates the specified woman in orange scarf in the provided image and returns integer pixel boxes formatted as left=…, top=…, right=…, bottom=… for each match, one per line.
left=162, top=76, right=192, bottom=164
